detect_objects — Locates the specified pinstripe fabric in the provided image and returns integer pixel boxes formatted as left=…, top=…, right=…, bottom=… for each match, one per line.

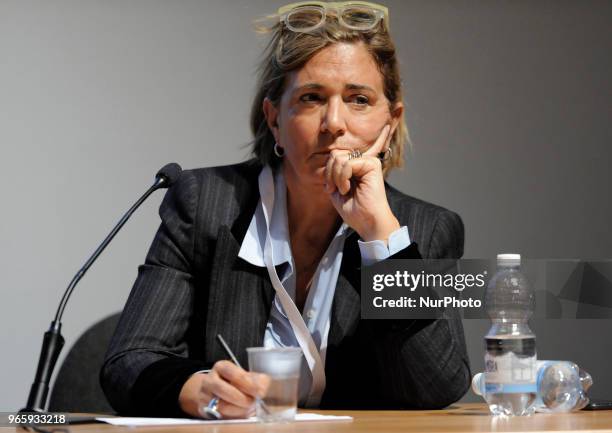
left=100, top=159, right=470, bottom=414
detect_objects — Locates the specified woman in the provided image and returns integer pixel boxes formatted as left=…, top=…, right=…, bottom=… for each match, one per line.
left=101, top=2, right=470, bottom=418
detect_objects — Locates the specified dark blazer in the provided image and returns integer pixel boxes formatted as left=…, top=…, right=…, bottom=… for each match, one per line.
left=100, top=159, right=471, bottom=416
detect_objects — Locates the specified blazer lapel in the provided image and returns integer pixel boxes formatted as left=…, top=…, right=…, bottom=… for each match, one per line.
left=202, top=167, right=275, bottom=367
left=327, top=231, right=362, bottom=349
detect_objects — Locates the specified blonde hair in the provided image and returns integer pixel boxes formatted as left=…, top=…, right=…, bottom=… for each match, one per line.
left=249, top=11, right=409, bottom=176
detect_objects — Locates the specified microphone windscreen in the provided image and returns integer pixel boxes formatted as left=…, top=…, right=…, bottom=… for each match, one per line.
left=156, top=163, right=183, bottom=187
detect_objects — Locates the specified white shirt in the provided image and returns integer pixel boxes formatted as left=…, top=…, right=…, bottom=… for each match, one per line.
left=237, top=165, right=410, bottom=406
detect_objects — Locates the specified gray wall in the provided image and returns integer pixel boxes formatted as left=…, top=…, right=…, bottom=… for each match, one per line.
left=1, top=0, right=610, bottom=410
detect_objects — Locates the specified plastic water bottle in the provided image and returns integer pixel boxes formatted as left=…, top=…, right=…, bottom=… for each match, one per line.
left=472, top=361, right=593, bottom=413
left=483, top=253, right=537, bottom=416
left=535, top=361, right=592, bottom=412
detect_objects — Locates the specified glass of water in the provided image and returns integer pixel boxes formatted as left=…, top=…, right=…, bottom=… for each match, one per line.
left=247, top=347, right=302, bottom=422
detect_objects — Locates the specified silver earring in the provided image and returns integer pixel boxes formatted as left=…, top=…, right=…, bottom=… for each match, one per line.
left=273, top=142, right=285, bottom=158
left=378, top=147, right=393, bottom=162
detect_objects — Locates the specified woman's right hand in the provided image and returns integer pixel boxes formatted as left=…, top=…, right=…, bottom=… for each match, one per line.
left=178, top=360, right=270, bottom=419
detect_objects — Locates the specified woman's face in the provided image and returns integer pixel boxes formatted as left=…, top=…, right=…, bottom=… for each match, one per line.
left=264, top=41, right=402, bottom=189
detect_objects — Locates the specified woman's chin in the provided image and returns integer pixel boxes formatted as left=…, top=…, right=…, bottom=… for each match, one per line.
left=287, top=159, right=327, bottom=189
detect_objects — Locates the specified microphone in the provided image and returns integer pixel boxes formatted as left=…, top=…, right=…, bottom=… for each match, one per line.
left=153, top=162, right=182, bottom=189
left=22, top=163, right=183, bottom=413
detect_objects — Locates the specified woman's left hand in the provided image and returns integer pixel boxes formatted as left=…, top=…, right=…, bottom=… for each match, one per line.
left=324, top=124, right=401, bottom=243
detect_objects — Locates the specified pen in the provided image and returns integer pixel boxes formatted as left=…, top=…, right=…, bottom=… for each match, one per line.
left=216, top=334, right=242, bottom=367
left=216, top=334, right=271, bottom=416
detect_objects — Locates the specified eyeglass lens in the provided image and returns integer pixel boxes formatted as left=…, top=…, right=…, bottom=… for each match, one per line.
left=285, top=5, right=379, bottom=31
left=286, top=7, right=325, bottom=31
left=340, top=6, right=379, bottom=29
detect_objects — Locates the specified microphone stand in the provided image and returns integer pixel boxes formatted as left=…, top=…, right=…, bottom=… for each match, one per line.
left=22, top=173, right=173, bottom=413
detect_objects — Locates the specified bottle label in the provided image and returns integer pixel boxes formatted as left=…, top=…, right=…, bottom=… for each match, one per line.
left=485, top=337, right=537, bottom=393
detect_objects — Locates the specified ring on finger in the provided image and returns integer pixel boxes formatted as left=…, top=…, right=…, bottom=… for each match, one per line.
left=200, top=396, right=222, bottom=420
left=348, top=149, right=362, bottom=160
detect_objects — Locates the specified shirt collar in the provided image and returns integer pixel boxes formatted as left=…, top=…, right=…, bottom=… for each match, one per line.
left=238, top=165, right=291, bottom=267
left=238, top=165, right=352, bottom=268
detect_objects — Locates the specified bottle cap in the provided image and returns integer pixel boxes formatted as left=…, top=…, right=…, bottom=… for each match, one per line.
left=497, top=253, right=521, bottom=267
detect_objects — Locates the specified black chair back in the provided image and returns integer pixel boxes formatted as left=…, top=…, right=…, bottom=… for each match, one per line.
left=48, top=312, right=121, bottom=413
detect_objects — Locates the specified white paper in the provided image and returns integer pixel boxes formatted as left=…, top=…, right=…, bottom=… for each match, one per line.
left=96, top=413, right=352, bottom=426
